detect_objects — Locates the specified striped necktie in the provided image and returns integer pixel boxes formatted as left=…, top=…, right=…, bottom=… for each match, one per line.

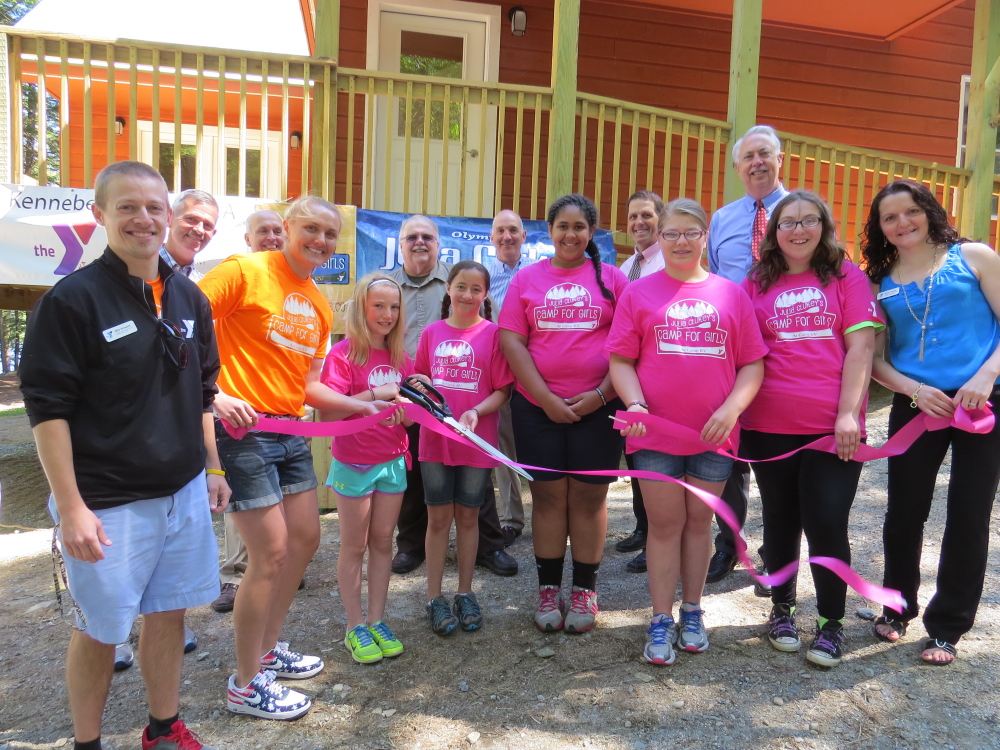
left=751, top=199, right=767, bottom=261
left=627, top=249, right=643, bottom=282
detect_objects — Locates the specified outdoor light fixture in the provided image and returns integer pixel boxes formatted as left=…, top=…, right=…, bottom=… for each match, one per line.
left=290, top=131, right=302, bottom=149
left=508, top=7, right=526, bottom=36
left=115, top=116, right=126, bottom=136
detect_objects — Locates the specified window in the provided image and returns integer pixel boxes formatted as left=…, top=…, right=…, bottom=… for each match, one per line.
left=956, top=75, right=1000, bottom=217
left=396, top=31, right=463, bottom=140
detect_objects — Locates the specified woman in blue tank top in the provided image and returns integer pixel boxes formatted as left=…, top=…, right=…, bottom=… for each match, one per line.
left=861, top=179, right=1000, bottom=666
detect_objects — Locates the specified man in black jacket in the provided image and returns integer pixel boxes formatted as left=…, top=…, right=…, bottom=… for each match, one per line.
left=19, top=161, right=229, bottom=750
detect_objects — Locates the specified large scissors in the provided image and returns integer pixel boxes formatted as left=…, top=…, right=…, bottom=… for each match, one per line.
left=398, top=375, right=533, bottom=481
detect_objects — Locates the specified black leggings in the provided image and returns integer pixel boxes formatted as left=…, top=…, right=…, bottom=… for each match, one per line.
left=883, top=388, right=1000, bottom=643
left=741, top=430, right=863, bottom=621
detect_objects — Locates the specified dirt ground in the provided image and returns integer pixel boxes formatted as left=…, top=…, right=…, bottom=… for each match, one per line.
left=2, top=381, right=1000, bottom=750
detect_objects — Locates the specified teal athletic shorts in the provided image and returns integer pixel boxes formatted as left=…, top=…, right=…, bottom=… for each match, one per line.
left=326, top=455, right=407, bottom=498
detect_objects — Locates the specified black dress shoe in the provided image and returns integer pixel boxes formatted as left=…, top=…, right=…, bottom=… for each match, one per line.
left=625, top=550, right=647, bottom=573
left=391, top=551, right=425, bottom=574
left=705, top=550, right=736, bottom=583
left=754, top=566, right=772, bottom=597
left=615, top=529, right=647, bottom=553
left=475, top=549, right=518, bottom=576
left=501, top=525, right=522, bottom=547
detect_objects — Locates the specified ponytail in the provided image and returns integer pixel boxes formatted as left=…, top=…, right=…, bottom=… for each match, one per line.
left=440, top=292, right=452, bottom=321
left=483, top=297, right=493, bottom=322
left=586, top=239, right=615, bottom=303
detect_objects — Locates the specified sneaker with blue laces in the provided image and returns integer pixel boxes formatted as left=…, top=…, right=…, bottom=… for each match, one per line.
left=226, top=669, right=311, bottom=721
left=260, top=641, right=324, bottom=678
left=767, top=604, right=801, bottom=653
left=643, top=615, right=677, bottom=665
left=345, top=625, right=383, bottom=663
left=427, top=595, right=458, bottom=636
left=806, top=621, right=845, bottom=667
left=367, top=621, right=403, bottom=658
left=677, top=603, right=709, bottom=653
left=453, top=592, right=483, bottom=631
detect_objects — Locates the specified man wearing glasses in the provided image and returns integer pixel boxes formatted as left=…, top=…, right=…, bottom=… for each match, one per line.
left=389, top=215, right=517, bottom=577
left=20, top=161, right=229, bottom=750
left=705, top=124, right=788, bottom=591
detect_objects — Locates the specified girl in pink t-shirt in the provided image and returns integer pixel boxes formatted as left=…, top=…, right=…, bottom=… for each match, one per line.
left=415, top=261, right=514, bottom=636
left=741, top=190, right=882, bottom=669
left=499, top=194, right=629, bottom=635
left=609, top=198, right=766, bottom=666
left=320, top=273, right=413, bottom=665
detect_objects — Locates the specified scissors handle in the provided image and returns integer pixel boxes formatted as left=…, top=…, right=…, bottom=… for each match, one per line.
left=400, top=375, right=453, bottom=419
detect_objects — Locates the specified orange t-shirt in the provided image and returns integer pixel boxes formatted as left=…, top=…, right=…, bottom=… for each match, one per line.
left=148, top=275, right=164, bottom=317
left=198, top=251, right=333, bottom=417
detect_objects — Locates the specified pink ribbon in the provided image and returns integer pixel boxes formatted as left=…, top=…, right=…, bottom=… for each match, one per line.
left=220, top=402, right=994, bottom=614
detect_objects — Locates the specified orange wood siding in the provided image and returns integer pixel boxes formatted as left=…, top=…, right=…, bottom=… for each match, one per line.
left=331, top=0, right=973, bottom=221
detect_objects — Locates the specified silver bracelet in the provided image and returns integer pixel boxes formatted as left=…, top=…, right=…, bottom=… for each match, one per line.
left=595, top=387, right=607, bottom=406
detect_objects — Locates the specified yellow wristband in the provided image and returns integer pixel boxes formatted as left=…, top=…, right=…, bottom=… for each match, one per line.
left=206, top=468, right=226, bottom=477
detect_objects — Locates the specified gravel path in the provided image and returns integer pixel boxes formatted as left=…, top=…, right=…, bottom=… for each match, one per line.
left=2, top=384, right=999, bottom=750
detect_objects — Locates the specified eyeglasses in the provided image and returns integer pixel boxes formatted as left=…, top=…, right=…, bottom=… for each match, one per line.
left=403, top=233, right=438, bottom=244
left=659, top=229, right=707, bottom=242
left=777, top=217, right=821, bottom=231
left=158, top=318, right=189, bottom=371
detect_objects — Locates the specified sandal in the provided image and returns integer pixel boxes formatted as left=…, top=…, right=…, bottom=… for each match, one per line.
left=920, top=638, right=957, bottom=665
left=873, top=616, right=907, bottom=643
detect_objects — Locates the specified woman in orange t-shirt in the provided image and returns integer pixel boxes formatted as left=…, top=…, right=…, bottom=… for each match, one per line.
left=199, top=195, right=400, bottom=720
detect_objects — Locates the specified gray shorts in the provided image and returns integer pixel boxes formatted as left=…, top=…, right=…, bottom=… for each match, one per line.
left=49, top=472, right=220, bottom=645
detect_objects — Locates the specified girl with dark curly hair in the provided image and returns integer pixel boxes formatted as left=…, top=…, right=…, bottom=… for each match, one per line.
left=861, top=179, right=1000, bottom=665
left=499, top=194, right=628, bottom=635
left=742, top=190, right=883, bottom=668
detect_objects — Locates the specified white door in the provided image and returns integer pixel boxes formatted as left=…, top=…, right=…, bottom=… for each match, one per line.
left=371, top=9, right=497, bottom=216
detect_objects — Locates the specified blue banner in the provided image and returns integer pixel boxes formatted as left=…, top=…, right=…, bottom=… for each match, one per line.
left=351, top=209, right=618, bottom=278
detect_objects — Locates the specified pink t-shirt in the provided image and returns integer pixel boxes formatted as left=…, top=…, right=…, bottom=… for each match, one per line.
left=498, top=258, right=629, bottom=404
left=320, top=339, right=413, bottom=465
left=740, top=261, right=883, bottom=436
left=606, top=272, right=767, bottom=454
left=414, top=319, right=515, bottom=468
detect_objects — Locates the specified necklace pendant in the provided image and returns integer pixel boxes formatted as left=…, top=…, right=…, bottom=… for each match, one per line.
left=919, top=338, right=925, bottom=362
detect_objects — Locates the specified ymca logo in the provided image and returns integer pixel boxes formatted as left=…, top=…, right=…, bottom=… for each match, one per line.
left=47, top=223, right=99, bottom=275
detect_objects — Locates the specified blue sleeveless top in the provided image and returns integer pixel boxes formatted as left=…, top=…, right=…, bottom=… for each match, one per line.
left=879, top=244, right=1000, bottom=390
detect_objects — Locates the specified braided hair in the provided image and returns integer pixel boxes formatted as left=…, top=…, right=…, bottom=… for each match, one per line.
left=546, top=193, right=615, bottom=302
left=440, top=260, right=493, bottom=321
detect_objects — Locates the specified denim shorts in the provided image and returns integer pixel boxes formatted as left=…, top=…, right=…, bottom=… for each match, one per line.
left=215, top=420, right=318, bottom=512
left=421, top=461, right=492, bottom=508
left=326, top=455, right=407, bottom=498
left=632, top=448, right=733, bottom=484
left=48, top=472, right=220, bottom=645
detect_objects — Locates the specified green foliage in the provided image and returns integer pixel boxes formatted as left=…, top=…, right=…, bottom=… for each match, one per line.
left=0, top=310, right=27, bottom=373
left=0, top=0, right=41, bottom=25
left=397, top=54, right=462, bottom=141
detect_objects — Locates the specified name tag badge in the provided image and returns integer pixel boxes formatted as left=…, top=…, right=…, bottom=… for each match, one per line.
left=102, top=320, right=138, bottom=342
left=877, top=287, right=900, bottom=301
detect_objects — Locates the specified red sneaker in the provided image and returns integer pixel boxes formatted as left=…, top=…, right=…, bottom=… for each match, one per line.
left=141, top=719, right=215, bottom=750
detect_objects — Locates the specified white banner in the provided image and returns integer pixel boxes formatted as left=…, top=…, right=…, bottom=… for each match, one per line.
left=0, top=184, right=268, bottom=287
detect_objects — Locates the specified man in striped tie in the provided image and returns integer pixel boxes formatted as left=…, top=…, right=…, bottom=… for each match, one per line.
left=705, top=125, right=788, bottom=591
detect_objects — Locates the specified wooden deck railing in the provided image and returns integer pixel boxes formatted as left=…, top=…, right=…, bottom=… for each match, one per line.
left=1, top=27, right=336, bottom=200
left=574, top=93, right=730, bottom=242
left=333, top=67, right=553, bottom=220
left=2, top=27, right=991, bottom=255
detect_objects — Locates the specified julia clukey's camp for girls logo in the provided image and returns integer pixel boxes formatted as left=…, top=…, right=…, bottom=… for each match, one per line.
left=368, top=365, right=402, bottom=390
left=269, top=294, right=322, bottom=356
left=534, top=283, right=602, bottom=330
left=431, top=341, right=481, bottom=392
left=655, top=299, right=729, bottom=358
left=766, top=287, right=836, bottom=341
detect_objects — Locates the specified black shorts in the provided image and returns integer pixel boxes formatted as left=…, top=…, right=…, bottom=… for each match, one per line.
left=510, top=390, right=624, bottom=484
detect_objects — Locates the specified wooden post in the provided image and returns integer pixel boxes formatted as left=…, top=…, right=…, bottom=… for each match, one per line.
left=314, top=0, right=340, bottom=59
left=723, top=0, right=763, bottom=204
left=962, top=0, right=1000, bottom=243
left=546, top=0, right=580, bottom=206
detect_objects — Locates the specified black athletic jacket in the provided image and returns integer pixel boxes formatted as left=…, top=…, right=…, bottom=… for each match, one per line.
left=19, top=247, right=220, bottom=509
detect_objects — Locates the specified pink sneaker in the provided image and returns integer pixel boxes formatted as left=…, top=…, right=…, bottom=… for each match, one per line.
left=534, top=585, right=564, bottom=631
left=564, top=586, right=598, bottom=633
